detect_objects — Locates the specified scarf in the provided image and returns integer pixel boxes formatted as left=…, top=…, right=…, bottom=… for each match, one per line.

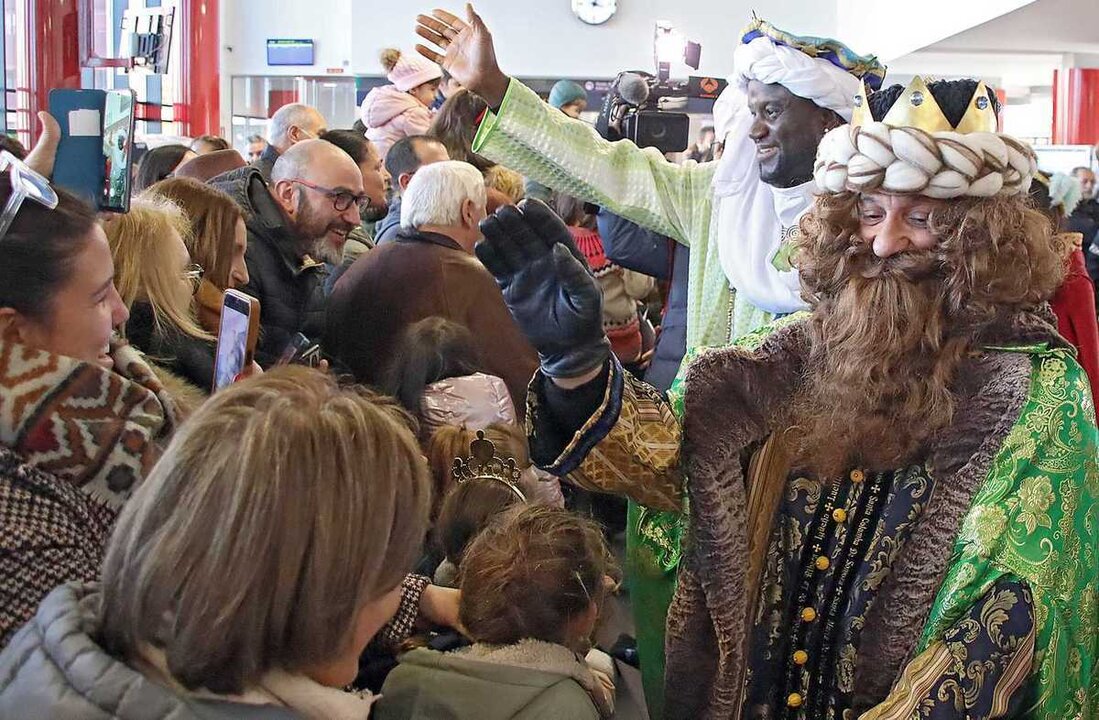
left=710, top=36, right=860, bottom=315
left=0, top=338, right=181, bottom=509
left=138, top=644, right=378, bottom=720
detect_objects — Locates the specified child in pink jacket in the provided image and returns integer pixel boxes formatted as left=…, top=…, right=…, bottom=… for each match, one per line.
left=361, top=48, right=442, bottom=158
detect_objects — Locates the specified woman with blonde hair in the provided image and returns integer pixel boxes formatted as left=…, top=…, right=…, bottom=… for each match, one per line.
left=0, top=368, right=447, bottom=719
left=105, top=194, right=215, bottom=402
left=145, top=177, right=249, bottom=333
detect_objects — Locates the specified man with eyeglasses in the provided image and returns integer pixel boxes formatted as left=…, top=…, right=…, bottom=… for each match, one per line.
left=253, top=103, right=328, bottom=182
left=212, top=139, right=365, bottom=367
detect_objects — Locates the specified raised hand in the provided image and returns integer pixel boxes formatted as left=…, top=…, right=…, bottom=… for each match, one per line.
left=25, top=112, right=61, bottom=178
left=415, top=4, right=510, bottom=108
left=477, top=199, right=610, bottom=380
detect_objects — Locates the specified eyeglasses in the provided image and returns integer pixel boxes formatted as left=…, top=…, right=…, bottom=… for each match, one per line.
left=290, top=178, right=369, bottom=212
left=183, top=263, right=205, bottom=294
left=0, top=151, right=59, bottom=242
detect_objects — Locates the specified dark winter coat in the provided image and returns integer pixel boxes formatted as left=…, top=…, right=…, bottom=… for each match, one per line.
left=597, top=209, right=687, bottom=393
left=209, top=167, right=328, bottom=367
left=326, top=228, right=538, bottom=420
left=125, top=302, right=216, bottom=393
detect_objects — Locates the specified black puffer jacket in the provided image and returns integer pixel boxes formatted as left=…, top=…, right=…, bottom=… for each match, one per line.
left=209, top=167, right=327, bottom=367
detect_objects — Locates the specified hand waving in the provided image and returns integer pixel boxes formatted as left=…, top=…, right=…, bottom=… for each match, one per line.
left=415, top=4, right=510, bottom=108
left=477, top=199, right=610, bottom=380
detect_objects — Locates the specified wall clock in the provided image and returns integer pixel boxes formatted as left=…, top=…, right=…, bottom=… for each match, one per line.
left=572, top=0, right=618, bottom=26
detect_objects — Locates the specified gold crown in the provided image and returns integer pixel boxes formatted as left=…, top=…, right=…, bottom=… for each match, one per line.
left=851, top=76, right=997, bottom=134
left=452, top=430, right=527, bottom=501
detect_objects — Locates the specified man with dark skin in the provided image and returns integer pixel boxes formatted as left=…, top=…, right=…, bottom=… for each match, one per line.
left=415, top=7, right=886, bottom=716
left=748, top=85, right=836, bottom=187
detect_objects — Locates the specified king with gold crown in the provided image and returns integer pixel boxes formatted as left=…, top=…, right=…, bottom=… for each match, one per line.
left=473, top=74, right=1099, bottom=720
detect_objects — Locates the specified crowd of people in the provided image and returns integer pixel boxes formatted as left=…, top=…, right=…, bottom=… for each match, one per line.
left=0, top=4, right=1097, bottom=720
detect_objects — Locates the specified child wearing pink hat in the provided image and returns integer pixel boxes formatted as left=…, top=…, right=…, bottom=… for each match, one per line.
left=360, top=48, right=443, bottom=158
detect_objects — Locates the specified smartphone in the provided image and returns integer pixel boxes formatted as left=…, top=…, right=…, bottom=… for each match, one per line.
left=212, top=289, right=261, bottom=392
left=101, top=90, right=136, bottom=212
left=277, top=332, right=322, bottom=368
left=48, top=88, right=137, bottom=212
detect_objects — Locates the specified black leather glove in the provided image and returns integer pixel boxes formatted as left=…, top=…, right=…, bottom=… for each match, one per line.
left=477, top=199, right=610, bottom=379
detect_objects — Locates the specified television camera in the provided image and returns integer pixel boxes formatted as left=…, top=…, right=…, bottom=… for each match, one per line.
left=594, top=23, right=727, bottom=154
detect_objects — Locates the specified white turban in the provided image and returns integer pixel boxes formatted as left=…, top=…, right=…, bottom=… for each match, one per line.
left=710, top=36, right=864, bottom=315
left=713, top=37, right=861, bottom=143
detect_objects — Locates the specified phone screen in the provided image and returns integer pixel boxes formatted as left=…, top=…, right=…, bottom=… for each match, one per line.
left=213, top=293, right=253, bottom=391
left=101, top=91, right=135, bottom=213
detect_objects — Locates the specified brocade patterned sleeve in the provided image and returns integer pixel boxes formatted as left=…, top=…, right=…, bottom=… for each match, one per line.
left=527, top=356, right=684, bottom=513
left=862, top=577, right=1036, bottom=720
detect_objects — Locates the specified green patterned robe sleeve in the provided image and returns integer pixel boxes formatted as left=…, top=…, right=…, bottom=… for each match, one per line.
left=472, top=79, right=716, bottom=246
left=918, top=347, right=1099, bottom=720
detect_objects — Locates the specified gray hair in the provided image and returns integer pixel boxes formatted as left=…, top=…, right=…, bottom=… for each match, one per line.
left=401, top=160, right=487, bottom=229
left=97, top=368, right=432, bottom=694
left=268, top=103, right=323, bottom=147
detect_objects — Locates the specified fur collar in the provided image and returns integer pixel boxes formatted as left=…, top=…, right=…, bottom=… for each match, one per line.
left=457, top=640, right=614, bottom=718
left=662, top=308, right=1063, bottom=719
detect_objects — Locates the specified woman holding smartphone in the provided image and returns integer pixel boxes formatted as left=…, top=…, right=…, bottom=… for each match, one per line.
left=0, top=121, right=182, bottom=645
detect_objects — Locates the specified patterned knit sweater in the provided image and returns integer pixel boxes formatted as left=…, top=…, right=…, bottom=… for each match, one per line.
left=0, top=445, right=115, bottom=648
left=569, top=226, right=655, bottom=364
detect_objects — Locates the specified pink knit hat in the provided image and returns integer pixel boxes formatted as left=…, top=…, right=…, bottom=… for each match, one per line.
left=382, top=48, right=443, bottom=92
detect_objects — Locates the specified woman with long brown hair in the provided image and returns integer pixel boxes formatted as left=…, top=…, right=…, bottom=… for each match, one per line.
left=146, top=177, right=249, bottom=334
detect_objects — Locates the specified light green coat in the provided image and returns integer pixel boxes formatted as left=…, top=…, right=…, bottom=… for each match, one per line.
left=374, top=641, right=609, bottom=720
left=473, top=79, right=776, bottom=350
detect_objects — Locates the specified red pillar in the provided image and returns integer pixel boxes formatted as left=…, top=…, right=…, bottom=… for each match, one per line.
left=29, top=0, right=82, bottom=141
left=180, top=0, right=221, bottom=137
left=1053, top=68, right=1099, bottom=145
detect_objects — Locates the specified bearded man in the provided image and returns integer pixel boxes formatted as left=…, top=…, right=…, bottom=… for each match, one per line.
left=476, top=78, right=1099, bottom=720
left=416, top=12, right=885, bottom=711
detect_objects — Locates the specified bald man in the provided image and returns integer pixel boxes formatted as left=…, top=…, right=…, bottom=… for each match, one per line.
left=254, top=103, right=328, bottom=181
left=211, top=140, right=366, bottom=366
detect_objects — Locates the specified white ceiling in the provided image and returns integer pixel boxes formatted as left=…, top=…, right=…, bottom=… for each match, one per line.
left=929, top=0, right=1099, bottom=55
left=885, top=0, right=1099, bottom=91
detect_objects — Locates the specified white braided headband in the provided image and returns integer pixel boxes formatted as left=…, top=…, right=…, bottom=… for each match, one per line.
left=814, top=121, right=1038, bottom=199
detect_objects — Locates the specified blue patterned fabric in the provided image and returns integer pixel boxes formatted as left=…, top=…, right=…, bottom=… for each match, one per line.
left=744, top=465, right=1034, bottom=720
left=739, top=18, right=887, bottom=90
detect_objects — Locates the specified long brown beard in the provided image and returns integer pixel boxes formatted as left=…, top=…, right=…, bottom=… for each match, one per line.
left=788, top=243, right=971, bottom=478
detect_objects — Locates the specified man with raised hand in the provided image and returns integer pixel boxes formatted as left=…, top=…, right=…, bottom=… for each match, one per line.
left=415, top=8, right=885, bottom=715
left=475, top=76, right=1097, bottom=718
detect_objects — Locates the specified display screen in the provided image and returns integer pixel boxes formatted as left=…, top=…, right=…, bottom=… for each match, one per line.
left=267, top=39, right=315, bottom=66
left=101, top=91, right=135, bottom=212
left=213, top=294, right=253, bottom=391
